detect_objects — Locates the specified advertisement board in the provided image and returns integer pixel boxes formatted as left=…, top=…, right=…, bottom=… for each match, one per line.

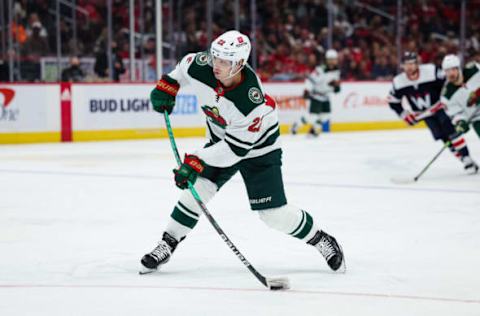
left=1, top=81, right=411, bottom=143
left=0, top=84, right=61, bottom=143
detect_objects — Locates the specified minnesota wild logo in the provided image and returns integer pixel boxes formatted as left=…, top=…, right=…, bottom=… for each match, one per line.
left=195, top=52, right=209, bottom=66
left=201, top=105, right=227, bottom=128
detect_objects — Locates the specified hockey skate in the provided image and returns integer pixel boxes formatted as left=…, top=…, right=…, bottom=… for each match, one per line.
left=290, top=123, right=298, bottom=135
left=308, top=230, right=346, bottom=272
left=462, top=156, right=479, bottom=174
left=140, top=232, right=182, bottom=274
left=306, top=127, right=319, bottom=138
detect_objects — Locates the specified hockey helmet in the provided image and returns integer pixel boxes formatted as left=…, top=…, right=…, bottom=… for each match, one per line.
left=402, top=51, right=418, bottom=63
left=442, top=54, right=460, bottom=70
left=210, top=30, right=251, bottom=68
left=326, top=49, right=338, bottom=60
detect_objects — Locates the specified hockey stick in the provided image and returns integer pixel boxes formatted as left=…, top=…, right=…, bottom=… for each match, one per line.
left=163, top=112, right=290, bottom=291
left=391, top=106, right=480, bottom=184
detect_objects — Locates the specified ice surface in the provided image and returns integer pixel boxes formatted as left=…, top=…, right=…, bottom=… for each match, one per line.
left=0, top=129, right=479, bottom=315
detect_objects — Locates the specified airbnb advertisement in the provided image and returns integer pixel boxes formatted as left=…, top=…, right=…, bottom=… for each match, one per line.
left=0, top=84, right=60, bottom=133
left=263, top=81, right=397, bottom=123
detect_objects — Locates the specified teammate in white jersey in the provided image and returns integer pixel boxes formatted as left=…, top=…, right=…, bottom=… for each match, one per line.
left=291, top=49, right=341, bottom=136
left=140, top=31, right=345, bottom=273
left=441, top=54, right=480, bottom=140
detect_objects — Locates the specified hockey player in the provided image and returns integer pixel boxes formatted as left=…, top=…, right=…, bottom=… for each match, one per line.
left=291, top=49, right=341, bottom=136
left=388, top=52, right=478, bottom=173
left=140, top=31, right=345, bottom=274
left=441, top=54, right=480, bottom=140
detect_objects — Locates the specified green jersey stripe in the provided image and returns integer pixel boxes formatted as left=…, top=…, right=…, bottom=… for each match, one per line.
left=225, top=139, right=250, bottom=157
left=253, top=129, right=280, bottom=150
left=207, top=122, right=222, bottom=143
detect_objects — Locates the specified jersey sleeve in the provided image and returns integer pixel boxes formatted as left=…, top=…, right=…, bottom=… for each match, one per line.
left=166, top=53, right=196, bottom=86
left=443, top=91, right=468, bottom=123
left=387, top=84, right=404, bottom=116
left=195, top=95, right=279, bottom=168
left=435, top=66, right=445, bottom=80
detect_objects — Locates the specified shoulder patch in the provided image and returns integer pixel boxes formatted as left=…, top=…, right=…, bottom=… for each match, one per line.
left=195, top=52, right=209, bottom=66
left=223, top=65, right=265, bottom=116
left=248, top=87, right=263, bottom=104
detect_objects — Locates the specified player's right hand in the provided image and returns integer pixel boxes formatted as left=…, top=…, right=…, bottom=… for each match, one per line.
left=401, top=111, right=418, bottom=126
left=173, top=154, right=205, bottom=190
left=455, top=120, right=470, bottom=134
left=150, top=75, right=179, bottom=114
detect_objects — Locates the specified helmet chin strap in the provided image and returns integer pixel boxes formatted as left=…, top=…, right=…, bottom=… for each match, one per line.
left=225, top=61, right=244, bottom=79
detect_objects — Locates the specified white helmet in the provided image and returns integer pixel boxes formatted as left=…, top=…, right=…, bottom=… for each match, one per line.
left=442, top=54, right=460, bottom=70
left=210, top=30, right=251, bottom=68
left=325, top=49, right=338, bottom=60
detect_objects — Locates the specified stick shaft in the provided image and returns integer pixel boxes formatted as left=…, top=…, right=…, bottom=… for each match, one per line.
left=163, top=112, right=269, bottom=288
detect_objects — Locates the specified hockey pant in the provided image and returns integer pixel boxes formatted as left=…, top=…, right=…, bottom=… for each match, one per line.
left=165, top=177, right=320, bottom=243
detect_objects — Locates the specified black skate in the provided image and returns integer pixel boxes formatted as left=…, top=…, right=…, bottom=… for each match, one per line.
left=307, top=127, right=319, bottom=137
left=308, top=230, right=346, bottom=272
left=462, top=156, right=479, bottom=174
left=290, top=123, right=298, bottom=135
left=139, top=232, right=182, bottom=274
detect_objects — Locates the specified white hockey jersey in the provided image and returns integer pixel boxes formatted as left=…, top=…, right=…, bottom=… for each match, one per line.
left=167, top=52, right=281, bottom=168
left=304, top=65, right=341, bottom=101
left=441, top=63, right=480, bottom=123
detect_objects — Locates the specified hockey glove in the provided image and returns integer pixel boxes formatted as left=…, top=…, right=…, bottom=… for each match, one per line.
left=150, top=75, right=180, bottom=114
left=455, top=119, right=470, bottom=134
left=328, top=80, right=341, bottom=93
left=467, top=88, right=480, bottom=107
left=400, top=111, right=418, bottom=126
left=173, top=154, right=205, bottom=189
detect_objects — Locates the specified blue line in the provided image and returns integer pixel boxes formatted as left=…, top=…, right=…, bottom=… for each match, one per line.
left=0, top=168, right=479, bottom=195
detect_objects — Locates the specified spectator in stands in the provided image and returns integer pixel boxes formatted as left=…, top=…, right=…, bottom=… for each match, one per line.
left=61, top=57, right=85, bottom=82
left=0, top=58, right=9, bottom=82
left=371, top=56, right=395, bottom=80
left=21, top=21, right=49, bottom=81
left=94, top=41, right=125, bottom=82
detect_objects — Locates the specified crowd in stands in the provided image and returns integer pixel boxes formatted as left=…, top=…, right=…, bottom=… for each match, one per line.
left=1, top=0, right=480, bottom=82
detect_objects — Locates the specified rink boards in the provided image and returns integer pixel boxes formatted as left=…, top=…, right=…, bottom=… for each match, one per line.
left=0, top=81, right=419, bottom=144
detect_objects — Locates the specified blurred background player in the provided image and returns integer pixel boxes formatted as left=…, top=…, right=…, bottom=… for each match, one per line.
left=291, top=49, right=341, bottom=137
left=140, top=30, right=345, bottom=275
left=441, top=54, right=480, bottom=141
left=388, top=52, right=478, bottom=173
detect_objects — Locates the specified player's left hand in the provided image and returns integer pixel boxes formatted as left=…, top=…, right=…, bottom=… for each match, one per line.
left=328, top=80, right=340, bottom=87
left=173, top=154, right=205, bottom=189
left=467, top=88, right=480, bottom=107
left=455, top=120, right=470, bottom=134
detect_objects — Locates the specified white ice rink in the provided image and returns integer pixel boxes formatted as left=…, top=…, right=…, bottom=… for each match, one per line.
left=1, top=129, right=479, bottom=316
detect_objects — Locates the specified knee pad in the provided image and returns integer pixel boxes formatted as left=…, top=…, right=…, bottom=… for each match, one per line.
left=258, top=204, right=303, bottom=234
left=178, top=177, right=217, bottom=213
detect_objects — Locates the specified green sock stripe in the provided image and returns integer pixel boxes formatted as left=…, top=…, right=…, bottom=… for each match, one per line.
left=178, top=201, right=199, bottom=218
left=171, top=206, right=198, bottom=229
left=293, top=212, right=313, bottom=239
left=290, top=210, right=306, bottom=236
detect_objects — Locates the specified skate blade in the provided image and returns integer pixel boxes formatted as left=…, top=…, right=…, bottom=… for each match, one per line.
left=139, top=267, right=158, bottom=275
left=390, top=176, right=415, bottom=184
left=266, top=277, right=290, bottom=291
